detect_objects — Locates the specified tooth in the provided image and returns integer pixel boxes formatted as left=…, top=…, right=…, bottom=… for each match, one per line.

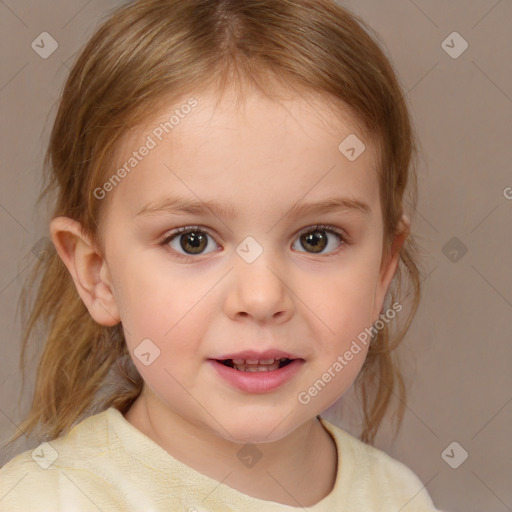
left=234, top=362, right=281, bottom=372
left=232, top=359, right=245, bottom=365
left=259, top=359, right=275, bottom=365
left=245, top=359, right=259, bottom=365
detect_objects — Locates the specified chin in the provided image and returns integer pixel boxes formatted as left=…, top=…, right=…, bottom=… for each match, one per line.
left=211, top=414, right=301, bottom=445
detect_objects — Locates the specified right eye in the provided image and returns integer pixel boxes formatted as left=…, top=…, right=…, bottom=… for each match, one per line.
left=160, top=226, right=220, bottom=259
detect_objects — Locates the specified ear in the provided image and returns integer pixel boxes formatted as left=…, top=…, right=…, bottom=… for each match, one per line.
left=371, top=214, right=410, bottom=323
left=49, top=216, right=120, bottom=326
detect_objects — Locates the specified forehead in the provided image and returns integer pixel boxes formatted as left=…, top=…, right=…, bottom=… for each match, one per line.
left=101, top=85, right=380, bottom=222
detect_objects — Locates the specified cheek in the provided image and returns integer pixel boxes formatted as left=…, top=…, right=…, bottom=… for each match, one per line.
left=297, top=268, right=377, bottom=407
left=111, top=253, right=195, bottom=331
left=112, top=256, right=215, bottom=367
left=115, top=262, right=208, bottom=402
left=306, top=260, right=380, bottom=340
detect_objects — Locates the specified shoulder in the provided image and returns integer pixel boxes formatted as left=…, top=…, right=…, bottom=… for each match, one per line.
left=0, top=449, right=59, bottom=510
left=319, top=417, right=444, bottom=512
left=0, top=409, right=123, bottom=511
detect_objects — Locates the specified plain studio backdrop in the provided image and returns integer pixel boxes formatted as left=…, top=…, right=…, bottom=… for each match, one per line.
left=0, top=2, right=511, bottom=512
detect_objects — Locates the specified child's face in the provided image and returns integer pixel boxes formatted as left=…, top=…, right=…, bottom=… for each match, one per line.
left=62, top=86, right=405, bottom=443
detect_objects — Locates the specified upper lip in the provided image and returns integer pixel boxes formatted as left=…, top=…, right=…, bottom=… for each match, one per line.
left=211, top=350, right=302, bottom=361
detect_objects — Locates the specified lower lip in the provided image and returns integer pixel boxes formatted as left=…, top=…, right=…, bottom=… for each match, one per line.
left=208, top=359, right=304, bottom=393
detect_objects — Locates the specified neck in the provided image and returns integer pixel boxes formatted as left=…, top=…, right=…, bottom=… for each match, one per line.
left=123, top=389, right=338, bottom=507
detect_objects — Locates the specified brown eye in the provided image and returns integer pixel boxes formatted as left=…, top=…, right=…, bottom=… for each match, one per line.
left=179, top=230, right=208, bottom=254
left=292, top=225, right=345, bottom=255
left=300, top=230, right=328, bottom=253
left=164, top=227, right=219, bottom=257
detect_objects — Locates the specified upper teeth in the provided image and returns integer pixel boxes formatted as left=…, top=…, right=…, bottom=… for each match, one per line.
left=232, top=358, right=284, bottom=365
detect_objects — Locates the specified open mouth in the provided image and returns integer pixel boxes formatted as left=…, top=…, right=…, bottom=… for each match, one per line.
left=218, top=357, right=294, bottom=372
left=209, top=357, right=304, bottom=392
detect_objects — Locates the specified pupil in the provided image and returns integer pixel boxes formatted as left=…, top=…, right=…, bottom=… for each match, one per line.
left=181, top=231, right=207, bottom=254
left=301, top=231, right=327, bottom=253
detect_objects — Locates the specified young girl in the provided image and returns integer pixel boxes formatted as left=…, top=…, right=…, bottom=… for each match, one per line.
left=0, top=0, right=444, bottom=510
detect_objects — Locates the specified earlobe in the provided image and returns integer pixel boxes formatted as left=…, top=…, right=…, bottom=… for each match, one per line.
left=49, top=216, right=120, bottom=327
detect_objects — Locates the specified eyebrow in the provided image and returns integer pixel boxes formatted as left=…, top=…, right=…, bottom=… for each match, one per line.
left=136, top=195, right=371, bottom=220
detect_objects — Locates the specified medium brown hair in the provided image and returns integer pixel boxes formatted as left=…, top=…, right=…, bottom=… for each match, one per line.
left=5, top=0, right=423, bottom=449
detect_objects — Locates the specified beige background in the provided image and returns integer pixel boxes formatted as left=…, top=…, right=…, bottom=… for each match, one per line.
left=1, top=1, right=511, bottom=511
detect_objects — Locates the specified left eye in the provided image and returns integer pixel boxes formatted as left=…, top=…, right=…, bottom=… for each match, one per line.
left=291, top=225, right=345, bottom=254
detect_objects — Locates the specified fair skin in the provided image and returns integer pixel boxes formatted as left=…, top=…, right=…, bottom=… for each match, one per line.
left=50, top=85, right=409, bottom=507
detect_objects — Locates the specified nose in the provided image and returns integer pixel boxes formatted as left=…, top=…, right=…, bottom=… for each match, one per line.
left=224, top=252, right=295, bottom=325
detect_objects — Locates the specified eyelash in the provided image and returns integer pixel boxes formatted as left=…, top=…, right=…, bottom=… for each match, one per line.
left=159, top=224, right=348, bottom=261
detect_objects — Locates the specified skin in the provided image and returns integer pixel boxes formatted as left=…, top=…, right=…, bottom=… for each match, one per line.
left=50, top=84, right=409, bottom=507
